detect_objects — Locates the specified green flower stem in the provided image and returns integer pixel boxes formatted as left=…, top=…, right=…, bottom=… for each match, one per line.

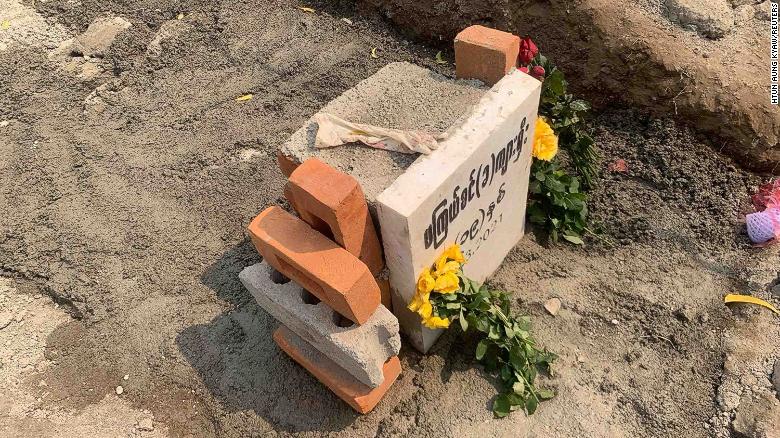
left=428, top=273, right=557, bottom=417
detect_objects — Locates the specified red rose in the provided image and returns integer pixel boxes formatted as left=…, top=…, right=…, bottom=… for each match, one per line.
left=518, top=37, right=538, bottom=65
left=519, top=66, right=529, bottom=74
left=531, top=65, right=545, bottom=79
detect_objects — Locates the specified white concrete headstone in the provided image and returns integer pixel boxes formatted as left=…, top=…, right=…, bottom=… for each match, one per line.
left=376, top=70, right=541, bottom=353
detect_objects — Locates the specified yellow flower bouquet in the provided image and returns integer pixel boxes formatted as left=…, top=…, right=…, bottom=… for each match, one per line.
left=408, top=244, right=557, bottom=417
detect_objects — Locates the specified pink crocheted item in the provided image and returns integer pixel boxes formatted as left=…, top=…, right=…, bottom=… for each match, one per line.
left=746, top=208, right=780, bottom=244
left=752, top=180, right=780, bottom=211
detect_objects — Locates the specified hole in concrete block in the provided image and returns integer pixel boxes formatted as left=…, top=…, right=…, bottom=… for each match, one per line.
left=332, top=312, right=355, bottom=328
left=300, top=288, right=321, bottom=305
left=275, top=257, right=325, bottom=299
left=269, top=268, right=290, bottom=284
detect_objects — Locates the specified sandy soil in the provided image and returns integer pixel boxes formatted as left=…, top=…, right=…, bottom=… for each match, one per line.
left=360, top=0, right=779, bottom=172
left=1, top=1, right=779, bottom=437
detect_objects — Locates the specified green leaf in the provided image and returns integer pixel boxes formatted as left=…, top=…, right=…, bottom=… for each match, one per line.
left=569, top=178, right=580, bottom=193
left=526, top=395, right=539, bottom=415
left=459, top=310, right=468, bottom=331
left=544, top=177, right=566, bottom=193
left=562, top=234, right=584, bottom=245
left=506, top=392, right=525, bottom=409
left=493, top=394, right=511, bottom=418
left=509, top=345, right=525, bottom=370
left=528, top=364, right=538, bottom=382
left=476, top=340, right=488, bottom=360
left=488, top=324, right=500, bottom=340
left=543, top=70, right=566, bottom=96
left=537, top=388, right=555, bottom=400
left=475, top=317, right=490, bottom=333
left=570, top=99, right=589, bottom=112
left=458, top=274, right=471, bottom=293
left=483, top=346, right=499, bottom=372
left=504, top=323, right=514, bottom=338
left=500, top=365, right=512, bottom=382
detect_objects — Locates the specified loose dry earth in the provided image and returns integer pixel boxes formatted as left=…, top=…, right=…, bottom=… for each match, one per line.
left=361, top=0, right=779, bottom=172
left=1, top=1, right=779, bottom=437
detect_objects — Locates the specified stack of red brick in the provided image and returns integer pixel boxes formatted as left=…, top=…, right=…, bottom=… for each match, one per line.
left=243, top=157, right=400, bottom=414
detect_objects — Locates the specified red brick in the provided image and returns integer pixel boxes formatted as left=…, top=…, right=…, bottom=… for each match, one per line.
left=248, top=206, right=380, bottom=325
left=454, top=25, right=520, bottom=86
left=286, top=158, right=384, bottom=275
left=276, top=150, right=301, bottom=178
left=273, top=326, right=401, bottom=414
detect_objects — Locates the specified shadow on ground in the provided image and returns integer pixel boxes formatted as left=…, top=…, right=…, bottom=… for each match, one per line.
left=176, top=240, right=360, bottom=433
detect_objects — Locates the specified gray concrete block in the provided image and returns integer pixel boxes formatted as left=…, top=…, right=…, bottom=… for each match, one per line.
left=239, top=261, right=400, bottom=388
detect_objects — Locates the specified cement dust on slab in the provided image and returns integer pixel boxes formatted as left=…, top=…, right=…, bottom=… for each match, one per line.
left=0, top=278, right=166, bottom=437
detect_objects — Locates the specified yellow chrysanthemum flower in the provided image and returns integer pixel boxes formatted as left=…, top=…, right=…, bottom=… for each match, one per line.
left=533, top=118, right=558, bottom=161
left=435, top=260, right=461, bottom=277
left=417, top=301, right=433, bottom=319
left=443, top=244, right=465, bottom=264
left=434, top=271, right=460, bottom=294
left=417, top=267, right=435, bottom=294
left=407, top=292, right=426, bottom=313
left=423, top=316, right=451, bottom=329
left=434, top=253, right=449, bottom=273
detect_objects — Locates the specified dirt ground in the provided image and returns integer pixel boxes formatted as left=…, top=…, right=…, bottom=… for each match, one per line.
left=360, top=0, right=779, bottom=172
left=1, top=1, right=779, bottom=437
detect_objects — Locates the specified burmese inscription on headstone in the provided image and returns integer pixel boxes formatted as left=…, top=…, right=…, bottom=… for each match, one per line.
left=377, top=70, right=541, bottom=352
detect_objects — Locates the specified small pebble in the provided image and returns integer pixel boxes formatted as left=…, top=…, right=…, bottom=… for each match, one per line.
left=544, top=297, right=561, bottom=316
left=341, top=17, right=353, bottom=25
left=115, top=385, right=123, bottom=395
left=123, top=374, right=129, bottom=380
left=611, top=319, right=619, bottom=325
left=137, top=417, right=154, bottom=431
left=0, top=121, right=9, bottom=128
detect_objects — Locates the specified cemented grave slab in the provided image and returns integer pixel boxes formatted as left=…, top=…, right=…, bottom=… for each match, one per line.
left=376, top=70, right=541, bottom=352
left=239, top=261, right=400, bottom=387
left=279, top=62, right=487, bottom=206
